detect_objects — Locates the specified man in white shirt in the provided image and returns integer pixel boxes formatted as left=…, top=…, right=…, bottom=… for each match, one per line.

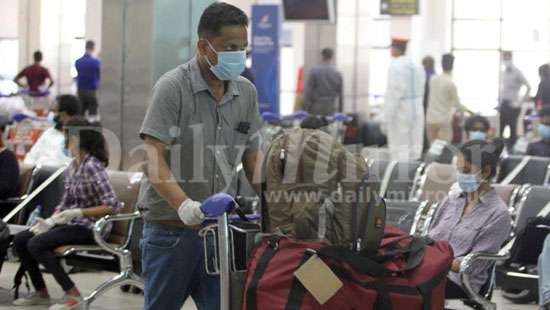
left=500, top=51, right=531, bottom=150
left=426, top=54, right=469, bottom=145
left=24, top=95, right=80, bottom=166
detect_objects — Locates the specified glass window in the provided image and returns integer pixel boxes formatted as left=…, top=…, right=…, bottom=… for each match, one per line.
left=367, top=0, right=388, bottom=18
left=338, top=0, right=357, bottom=17
left=368, top=19, right=391, bottom=47
left=70, top=38, right=86, bottom=78
left=453, top=20, right=500, bottom=49
left=280, top=46, right=297, bottom=115
left=0, top=39, right=19, bottom=79
left=453, top=0, right=501, bottom=19
left=0, top=39, right=19, bottom=95
left=452, top=0, right=550, bottom=116
left=503, top=0, right=550, bottom=20
left=453, top=51, right=500, bottom=114
left=502, top=20, right=550, bottom=50
left=512, top=51, right=550, bottom=96
left=337, top=16, right=357, bottom=46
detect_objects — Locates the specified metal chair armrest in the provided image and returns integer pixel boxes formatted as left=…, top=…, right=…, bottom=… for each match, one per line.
left=459, top=251, right=510, bottom=308
left=93, top=210, right=141, bottom=256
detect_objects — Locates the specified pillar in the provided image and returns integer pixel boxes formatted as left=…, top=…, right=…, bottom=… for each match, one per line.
left=99, top=0, right=215, bottom=169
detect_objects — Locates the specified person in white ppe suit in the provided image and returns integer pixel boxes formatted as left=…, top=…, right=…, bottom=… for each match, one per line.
left=383, top=38, right=426, bottom=161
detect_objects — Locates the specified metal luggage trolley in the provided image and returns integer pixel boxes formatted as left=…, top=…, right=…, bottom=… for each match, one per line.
left=199, top=199, right=261, bottom=310
left=325, top=112, right=351, bottom=144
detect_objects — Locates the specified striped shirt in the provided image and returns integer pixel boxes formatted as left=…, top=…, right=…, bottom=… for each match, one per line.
left=428, top=189, right=511, bottom=292
left=55, top=155, right=122, bottom=235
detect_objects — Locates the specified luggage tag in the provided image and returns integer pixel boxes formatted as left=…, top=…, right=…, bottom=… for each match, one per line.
left=294, top=254, right=343, bottom=305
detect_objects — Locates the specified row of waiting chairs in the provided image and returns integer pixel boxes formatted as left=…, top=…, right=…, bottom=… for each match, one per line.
left=370, top=154, right=550, bottom=309
left=368, top=155, right=550, bottom=205
left=3, top=164, right=144, bottom=309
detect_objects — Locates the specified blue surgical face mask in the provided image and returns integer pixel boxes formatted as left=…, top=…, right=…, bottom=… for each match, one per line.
left=539, top=124, right=550, bottom=140
left=47, top=112, right=55, bottom=126
left=203, top=40, right=246, bottom=81
left=63, top=139, right=72, bottom=158
left=457, top=172, right=481, bottom=193
left=469, top=131, right=487, bottom=141
left=62, top=147, right=72, bottom=158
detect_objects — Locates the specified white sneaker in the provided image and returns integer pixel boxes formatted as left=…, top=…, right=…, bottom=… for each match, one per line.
left=49, top=294, right=83, bottom=310
left=13, top=292, right=50, bottom=306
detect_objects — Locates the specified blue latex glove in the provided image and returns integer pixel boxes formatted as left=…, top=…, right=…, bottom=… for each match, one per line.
left=332, top=113, right=351, bottom=122
left=290, top=111, right=308, bottom=120
left=12, top=113, right=29, bottom=123
left=262, top=112, right=281, bottom=124
left=200, top=193, right=236, bottom=218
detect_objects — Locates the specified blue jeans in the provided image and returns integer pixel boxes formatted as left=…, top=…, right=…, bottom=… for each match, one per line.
left=141, top=222, right=220, bottom=310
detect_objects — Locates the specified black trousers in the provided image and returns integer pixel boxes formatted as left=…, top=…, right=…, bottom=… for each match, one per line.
left=77, top=89, right=98, bottom=116
left=13, top=225, right=94, bottom=292
left=445, top=279, right=469, bottom=299
left=499, top=99, right=521, bottom=149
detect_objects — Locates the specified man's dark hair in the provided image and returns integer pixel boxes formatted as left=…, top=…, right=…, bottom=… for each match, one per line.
left=464, top=115, right=490, bottom=132
left=442, top=53, right=455, bottom=72
left=422, top=56, right=435, bottom=72
left=65, top=117, right=109, bottom=166
left=321, top=48, right=334, bottom=61
left=85, top=40, right=95, bottom=50
left=198, top=2, right=248, bottom=38
left=539, top=64, right=550, bottom=81
left=460, top=139, right=504, bottom=178
left=539, top=106, right=550, bottom=118
left=392, top=43, right=407, bottom=55
left=33, top=51, right=43, bottom=62
left=57, top=94, right=81, bottom=116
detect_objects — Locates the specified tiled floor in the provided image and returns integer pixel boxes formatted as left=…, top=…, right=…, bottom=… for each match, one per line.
left=0, top=262, right=538, bottom=309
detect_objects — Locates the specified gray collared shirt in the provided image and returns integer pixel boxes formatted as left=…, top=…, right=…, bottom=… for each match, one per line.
left=137, top=57, right=262, bottom=222
left=500, top=65, right=529, bottom=106
left=428, top=189, right=512, bottom=292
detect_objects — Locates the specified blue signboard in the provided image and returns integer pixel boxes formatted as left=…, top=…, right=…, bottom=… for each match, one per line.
left=251, top=5, right=281, bottom=114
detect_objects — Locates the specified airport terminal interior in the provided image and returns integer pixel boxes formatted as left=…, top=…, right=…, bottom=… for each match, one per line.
left=2, top=0, right=550, bottom=309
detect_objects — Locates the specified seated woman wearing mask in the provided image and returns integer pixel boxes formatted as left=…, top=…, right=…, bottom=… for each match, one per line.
left=527, top=107, right=550, bottom=157
left=428, top=140, right=511, bottom=299
left=13, top=117, right=122, bottom=310
left=463, top=115, right=490, bottom=141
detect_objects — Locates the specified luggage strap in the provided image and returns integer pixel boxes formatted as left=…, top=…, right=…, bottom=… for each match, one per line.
left=501, top=156, right=531, bottom=185
left=246, top=238, right=280, bottom=310
left=317, top=236, right=432, bottom=277
left=284, top=261, right=449, bottom=310
left=416, top=268, right=449, bottom=310
left=284, top=251, right=315, bottom=310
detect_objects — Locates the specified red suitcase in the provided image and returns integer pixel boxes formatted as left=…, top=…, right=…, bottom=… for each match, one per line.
left=241, top=228, right=453, bottom=310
